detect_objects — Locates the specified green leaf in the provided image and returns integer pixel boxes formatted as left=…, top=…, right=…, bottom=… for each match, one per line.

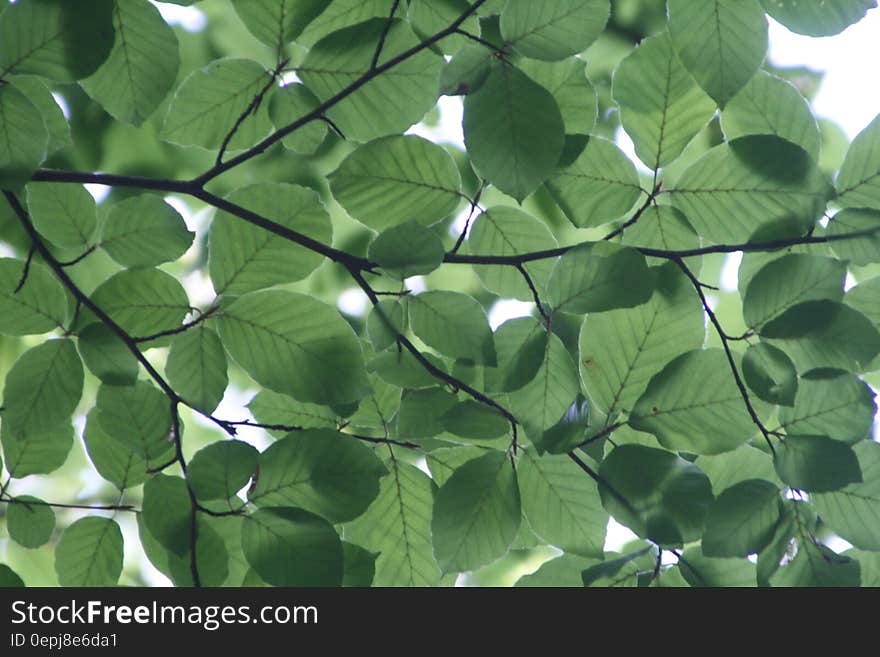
left=463, top=63, right=565, bottom=202
left=100, top=195, right=194, bottom=268
left=492, top=316, right=548, bottom=393
left=835, top=113, right=880, bottom=211
left=166, top=327, right=228, bottom=414
left=774, top=434, right=862, bottom=493
left=702, top=479, right=781, bottom=558
left=0, top=0, right=114, bottom=81
left=721, top=71, right=820, bottom=160
left=7, top=496, right=55, bottom=548
left=441, top=400, right=509, bottom=440
left=248, top=389, right=338, bottom=432
left=408, top=0, right=481, bottom=55
left=439, top=44, right=492, bottom=96
left=427, top=445, right=489, bottom=487
left=167, top=519, right=229, bottom=587
left=55, top=517, right=124, bottom=587
left=761, top=0, right=877, bottom=37
left=368, top=220, right=445, bottom=279
left=142, top=474, right=192, bottom=556
left=667, top=0, right=767, bottom=107
left=1, top=338, right=82, bottom=436
left=268, top=84, right=327, bottom=154
left=612, top=31, right=716, bottom=170
left=1, top=412, right=72, bottom=478
left=345, top=460, right=442, bottom=586
left=80, top=0, right=180, bottom=126
left=298, top=0, right=393, bottom=45
left=408, top=291, right=496, bottom=365
left=231, top=0, right=326, bottom=49
left=846, top=277, right=880, bottom=327
left=368, top=348, right=448, bottom=389
left=188, top=440, right=259, bottom=502
left=598, top=444, right=713, bottom=546
left=519, top=450, right=607, bottom=558
left=300, top=19, right=442, bottom=142
left=581, top=546, right=655, bottom=587
left=742, top=254, right=846, bottom=329
left=348, top=374, right=402, bottom=431
left=162, top=58, right=272, bottom=150
left=546, top=136, right=642, bottom=227
left=813, top=441, right=880, bottom=550
left=630, top=349, right=766, bottom=454
left=500, top=0, right=609, bottom=61
left=695, top=444, right=778, bottom=495
left=0, top=564, right=24, bottom=587
left=518, top=57, right=597, bottom=136
left=26, top=183, right=96, bottom=248
left=0, top=258, right=67, bottom=335
left=517, top=554, right=598, bottom=587
left=771, top=540, right=860, bottom=587
left=547, top=242, right=654, bottom=314
left=138, top=513, right=230, bottom=587
left=742, top=342, right=798, bottom=407
left=249, top=429, right=387, bottom=523
left=366, top=299, right=405, bottom=351
left=0, top=84, right=47, bottom=188
left=241, top=507, right=343, bottom=587
left=467, top=206, right=558, bottom=302
left=83, top=408, right=147, bottom=490
left=396, top=387, right=457, bottom=439
left=9, top=75, right=70, bottom=155
left=431, top=451, right=521, bottom=573
left=778, top=372, right=876, bottom=443
left=331, top=135, right=462, bottom=232
left=670, top=136, right=831, bottom=244
left=113, top=323, right=179, bottom=384
left=87, top=268, right=190, bottom=339
left=507, top=330, right=580, bottom=433
left=217, top=290, right=369, bottom=406
left=827, top=208, right=880, bottom=265
left=341, top=542, right=376, bottom=587
left=579, top=262, right=705, bottom=418
left=208, top=183, right=331, bottom=296
left=763, top=301, right=880, bottom=372
left=678, top=546, right=757, bottom=586
left=96, top=381, right=174, bottom=463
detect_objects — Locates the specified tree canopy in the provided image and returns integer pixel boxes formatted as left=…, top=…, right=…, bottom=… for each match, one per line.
left=1, top=0, right=880, bottom=588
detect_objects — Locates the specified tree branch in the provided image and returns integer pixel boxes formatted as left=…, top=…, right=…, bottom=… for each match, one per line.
left=445, top=224, right=880, bottom=266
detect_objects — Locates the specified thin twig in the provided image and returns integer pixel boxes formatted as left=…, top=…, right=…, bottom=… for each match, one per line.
left=215, top=61, right=287, bottom=166
left=133, top=306, right=218, bottom=343
left=57, top=245, right=97, bottom=267
left=370, top=0, right=401, bottom=70
left=673, top=257, right=776, bottom=453
left=515, top=263, right=550, bottom=326
left=13, top=241, right=36, bottom=293
left=449, top=183, right=483, bottom=255
left=0, top=496, right=137, bottom=513
left=224, top=419, right=422, bottom=450
left=347, top=264, right=520, bottom=445
left=601, top=181, right=661, bottom=242
left=453, top=28, right=506, bottom=54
